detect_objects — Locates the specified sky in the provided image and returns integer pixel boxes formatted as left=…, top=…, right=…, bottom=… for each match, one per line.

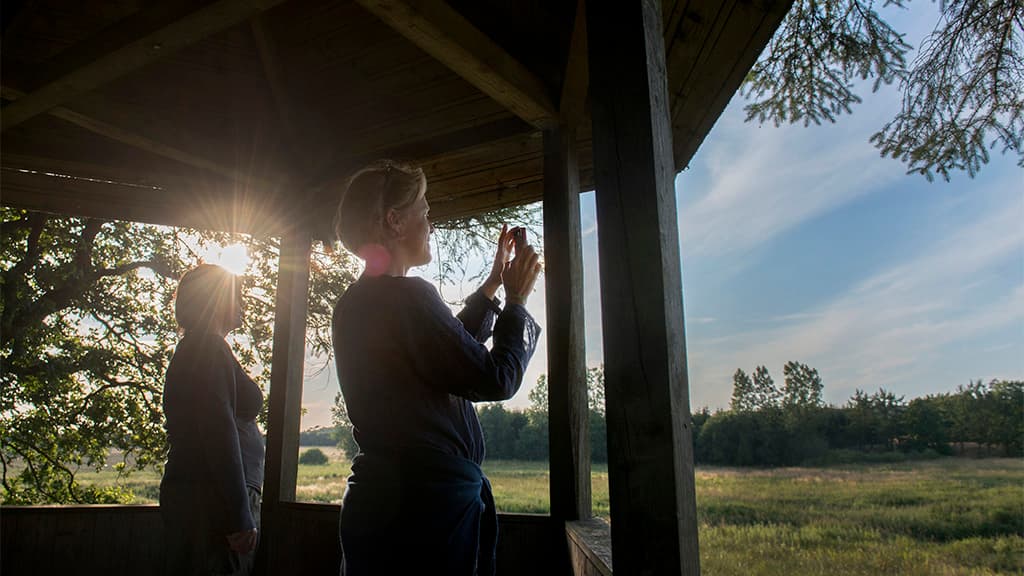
left=298, top=4, right=1023, bottom=429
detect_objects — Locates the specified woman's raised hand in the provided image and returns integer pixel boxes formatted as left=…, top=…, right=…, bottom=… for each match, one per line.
left=482, top=224, right=514, bottom=299
left=503, top=241, right=542, bottom=306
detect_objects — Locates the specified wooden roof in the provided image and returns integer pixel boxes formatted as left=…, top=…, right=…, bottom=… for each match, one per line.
left=1, top=0, right=791, bottom=236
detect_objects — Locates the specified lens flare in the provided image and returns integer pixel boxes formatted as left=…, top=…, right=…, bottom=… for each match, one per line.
left=201, top=243, right=250, bottom=275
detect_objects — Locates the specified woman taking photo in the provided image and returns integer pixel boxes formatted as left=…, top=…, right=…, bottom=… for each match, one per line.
left=332, top=160, right=542, bottom=576
left=161, top=264, right=264, bottom=575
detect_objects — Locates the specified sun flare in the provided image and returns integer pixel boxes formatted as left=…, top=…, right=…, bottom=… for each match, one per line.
left=201, top=243, right=250, bottom=276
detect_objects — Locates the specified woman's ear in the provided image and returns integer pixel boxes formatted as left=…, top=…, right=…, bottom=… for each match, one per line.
left=384, top=207, right=406, bottom=238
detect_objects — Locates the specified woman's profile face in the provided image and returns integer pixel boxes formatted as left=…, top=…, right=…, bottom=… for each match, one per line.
left=398, top=195, right=433, bottom=267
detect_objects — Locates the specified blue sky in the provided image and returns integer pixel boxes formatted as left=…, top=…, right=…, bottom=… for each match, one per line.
left=299, top=4, right=1023, bottom=427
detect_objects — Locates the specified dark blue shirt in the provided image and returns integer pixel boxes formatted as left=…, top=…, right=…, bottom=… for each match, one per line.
left=162, top=333, right=265, bottom=532
left=332, top=275, right=540, bottom=464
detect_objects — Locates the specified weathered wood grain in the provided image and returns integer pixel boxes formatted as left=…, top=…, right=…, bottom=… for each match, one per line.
left=587, top=0, right=700, bottom=574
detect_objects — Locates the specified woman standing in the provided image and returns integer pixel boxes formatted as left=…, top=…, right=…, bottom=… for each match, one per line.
left=161, top=264, right=264, bottom=575
left=332, top=160, right=542, bottom=576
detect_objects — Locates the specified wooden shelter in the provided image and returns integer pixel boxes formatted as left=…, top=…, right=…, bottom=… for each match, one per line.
left=1, top=0, right=792, bottom=574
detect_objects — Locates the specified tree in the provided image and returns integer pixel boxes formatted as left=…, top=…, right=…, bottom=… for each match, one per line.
left=744, top=0, right=1023, bottom=180
left=1, top=210, right=185, bottom=503
left=298, top=448, right=329, bottom=466
left=782, top=361, right=825, bottom=409
left=903, top=396, right=950, bottom=452
left=730, top=368, right=756, bottom=412
left=988, top=380, right=1024, bottom=455
left=751, top=365, right=783, bottom=410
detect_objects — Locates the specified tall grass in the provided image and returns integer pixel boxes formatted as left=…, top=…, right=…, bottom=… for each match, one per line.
left=68, top=452, right=1023, bottom=574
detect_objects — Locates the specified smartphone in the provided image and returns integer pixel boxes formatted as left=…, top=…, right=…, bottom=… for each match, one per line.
left=511, top=227, right=527, bottom=251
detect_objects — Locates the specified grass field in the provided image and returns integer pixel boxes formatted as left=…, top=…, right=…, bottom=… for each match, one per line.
left=68, top=451, right=1023, bottom=575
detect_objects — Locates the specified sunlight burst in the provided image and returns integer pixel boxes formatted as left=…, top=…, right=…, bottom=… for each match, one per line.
left=201, top=243, right=250, bottom=276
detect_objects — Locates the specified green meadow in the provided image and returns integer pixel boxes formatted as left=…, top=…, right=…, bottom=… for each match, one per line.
left=72, top=451, right=1023, bottom=575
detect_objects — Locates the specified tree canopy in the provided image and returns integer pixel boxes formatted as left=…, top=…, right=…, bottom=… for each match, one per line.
left=744, top=0, right=1023, bottom=180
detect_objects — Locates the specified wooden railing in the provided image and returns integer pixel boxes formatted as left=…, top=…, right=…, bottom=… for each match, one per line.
left=1, top=504, right=590, bottom=575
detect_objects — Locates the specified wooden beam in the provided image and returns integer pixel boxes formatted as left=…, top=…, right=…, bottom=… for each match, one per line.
left=1, top=86, right=285, bottom=192
left=354, top=0, right=556, bottom=129
left=544, top=122, right=591, bottom=524
left=261, top=230, right=311, bottom=572
left=251, top=15, right=308, bottom=172
left=0, top=0, right=289, bottom=131
left=587, top=0, right=700, bottom=574
left=0, top=162, right=290, bottom=235
left=665, top=0, right=792, bottom=170
left=559, top=0, right=589, bottom=127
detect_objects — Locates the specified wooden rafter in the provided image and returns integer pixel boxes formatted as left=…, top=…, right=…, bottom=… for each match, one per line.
left=1, top=86, right=284, bottom=192
left=559, top=0, right=589, bottom=126
left=665, top=0, right=793, bottom=170
left=0, top=0, right=289, bottom=131
left=354, top=0, right=556, bottom=129
left=251, top=15, right=307, bottom=172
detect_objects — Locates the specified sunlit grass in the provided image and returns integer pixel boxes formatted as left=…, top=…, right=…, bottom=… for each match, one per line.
left=70, top=454, right=1023, bottom=574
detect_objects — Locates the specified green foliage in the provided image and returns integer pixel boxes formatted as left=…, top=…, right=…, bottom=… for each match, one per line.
left=871, top=0, right=1024, bottom=180
left=699, top=373, right=1022, bottom=467
left=730, top=368, right=755, bottom=412
left=745, top=0, right=1023, bottom=180
left=782, top=360, right=825, bottom=409
left=1, top=209, right=184, bottom=503
left=477, top=367, right=608, bottom=462
left=298, top=448, right=329, bottom=466
left=330, top=393, right=360, bottom=460
left=752, top=365, right=783, bottom=410
left=298, top=426, right=339, bottom=447
left=744, top=0, right=910, bottom=127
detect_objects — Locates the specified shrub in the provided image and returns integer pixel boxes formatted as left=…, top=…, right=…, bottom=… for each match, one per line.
left=299, top=448, right=329, bottom=466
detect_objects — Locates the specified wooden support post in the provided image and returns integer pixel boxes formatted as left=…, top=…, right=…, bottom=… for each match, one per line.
left=587, top=0, right=700, bottom=575
left=261, top=230, right=311, bottom=571
left=543, top=122, right=590, bottom=523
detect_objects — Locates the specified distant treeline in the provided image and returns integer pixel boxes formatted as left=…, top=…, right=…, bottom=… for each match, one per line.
left=697, top=366, right=1022, bottom=466
left=318, top=365, right=1022, bottom=466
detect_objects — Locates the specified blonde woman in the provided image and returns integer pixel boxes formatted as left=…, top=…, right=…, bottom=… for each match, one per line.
left=161, top=264, right=263, bottom=575
left=332, top=160, right=542, bottom=576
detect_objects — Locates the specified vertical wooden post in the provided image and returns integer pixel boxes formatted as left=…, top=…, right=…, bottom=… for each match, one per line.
left=544, top=122, right=591, bottom=523
left=587, top=0, right=700, bottom=575
left=260, top=230, right=311, bottom=571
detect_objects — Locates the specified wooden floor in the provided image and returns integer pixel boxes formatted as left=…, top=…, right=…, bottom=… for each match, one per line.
left=1, top=503, right=573, bottom=575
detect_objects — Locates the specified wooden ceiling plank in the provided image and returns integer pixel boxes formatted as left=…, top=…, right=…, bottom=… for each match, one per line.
left=251, top=15, right=307, bottom=171
left=0, top=165, right=289, bottom=235
left=668, top=0, right=792, bottom=170
left=354, top=0, right=556, bottom=129
left=2, top=85, right=284, bottom=191
left=0, top=0, right=289, bottom=131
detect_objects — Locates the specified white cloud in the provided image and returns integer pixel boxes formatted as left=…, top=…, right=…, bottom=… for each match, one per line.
left=687, top=186, right=1024, bottom=409
left=678, top=105, right=907, bottom=260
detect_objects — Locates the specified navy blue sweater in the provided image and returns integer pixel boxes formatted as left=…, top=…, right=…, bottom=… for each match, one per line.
left=162, top=333, right=265, bottom=533
left=332, top=275, right=540, bottom=464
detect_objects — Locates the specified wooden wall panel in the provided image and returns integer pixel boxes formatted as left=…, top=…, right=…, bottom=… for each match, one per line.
left=0, top=506, right=163, bottom=576
left=1, top=505, right=567, bottom=575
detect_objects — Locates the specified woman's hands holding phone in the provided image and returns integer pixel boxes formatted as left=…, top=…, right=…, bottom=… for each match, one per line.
left=502, top=231, right=541, bottom=306
left=482, top=224, right=541, bottom=305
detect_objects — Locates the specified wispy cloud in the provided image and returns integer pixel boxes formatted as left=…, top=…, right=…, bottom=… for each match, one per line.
left=679, top=115, right=906, bottom=260
left=688, top=187, right=1024, bottom=409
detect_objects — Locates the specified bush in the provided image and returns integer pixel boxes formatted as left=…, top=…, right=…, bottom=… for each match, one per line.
left=298, top=448, right=329, bottom=466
